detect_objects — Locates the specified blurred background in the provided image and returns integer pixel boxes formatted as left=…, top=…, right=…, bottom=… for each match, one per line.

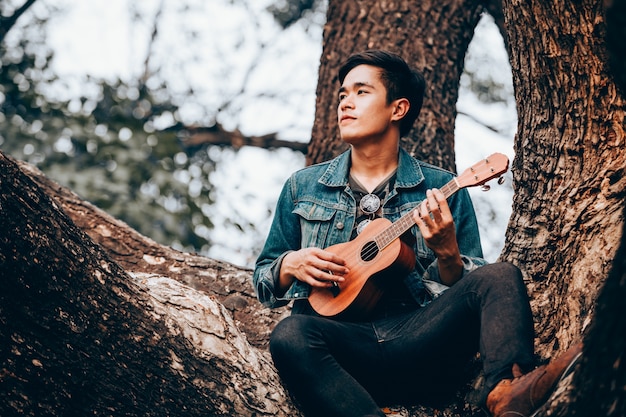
left=0, top=0, right=517, bottom=267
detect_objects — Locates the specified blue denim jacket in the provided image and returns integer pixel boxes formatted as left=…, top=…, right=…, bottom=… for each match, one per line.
left=253, top=148, right=487, bottom=309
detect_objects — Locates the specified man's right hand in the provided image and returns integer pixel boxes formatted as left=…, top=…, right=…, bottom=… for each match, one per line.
left=279, top=248, right=349, bottom=292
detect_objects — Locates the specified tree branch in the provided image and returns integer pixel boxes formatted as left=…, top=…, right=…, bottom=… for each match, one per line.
left=0, top=0, right=38, bottom=44
left=174, top=123, right=309, bottom=154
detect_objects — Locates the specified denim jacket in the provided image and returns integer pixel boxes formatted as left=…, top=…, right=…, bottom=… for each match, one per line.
left=253, top=148, right=487, bottom=309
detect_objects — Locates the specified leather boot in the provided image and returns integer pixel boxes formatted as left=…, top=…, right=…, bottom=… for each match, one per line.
left=486, top=342, right=583, bottom=417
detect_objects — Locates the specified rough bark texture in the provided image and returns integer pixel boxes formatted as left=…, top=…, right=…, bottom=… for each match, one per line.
left=0, top=151, right=298, bottom=416
left=501, top=0, right=626, bottom=359
left=552, top=1, right=626, bottom=415
left=307, top=0, right=487, bottom=171
left=15, top=159, right=288, bottom=351
left=557, top=207, right=626, bottom=416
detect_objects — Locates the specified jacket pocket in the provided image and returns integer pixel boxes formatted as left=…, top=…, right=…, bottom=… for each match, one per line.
left=293, top=201, right=337, bottom=248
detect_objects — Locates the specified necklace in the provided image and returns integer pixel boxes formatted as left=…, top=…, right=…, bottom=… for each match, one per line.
left=350, top=170, right=396, bottom=237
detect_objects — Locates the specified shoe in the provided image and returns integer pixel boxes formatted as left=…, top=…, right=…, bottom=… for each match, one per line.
left=486, top=342, right=583, bottom=417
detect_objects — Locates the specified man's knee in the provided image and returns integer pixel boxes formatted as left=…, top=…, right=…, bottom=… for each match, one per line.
left=475, top=262, right=527, bottom=296
left=491, top=261, right=522, bottom=279
left=269, top=315, right=312, bottom=366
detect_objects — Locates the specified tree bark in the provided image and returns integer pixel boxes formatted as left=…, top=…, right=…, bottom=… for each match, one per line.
left=0, top=151, right=298, bottom=416
left=551, top=1, right=626, bottom=415
left=308, top=0, right=488, bottom=171
left=15, top=158, right=288, bottom=351
left=501, top=0, right=626, bottom=357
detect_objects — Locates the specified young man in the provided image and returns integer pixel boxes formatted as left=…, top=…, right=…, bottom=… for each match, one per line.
left=253, top=50, right=581, bottom=417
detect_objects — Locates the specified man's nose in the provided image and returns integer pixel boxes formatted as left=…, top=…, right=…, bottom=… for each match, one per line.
left=340, top=96, right=354, bottom=110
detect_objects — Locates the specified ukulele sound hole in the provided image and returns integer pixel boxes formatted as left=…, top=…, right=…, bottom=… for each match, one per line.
left=360, top=241, right=379, bottom=262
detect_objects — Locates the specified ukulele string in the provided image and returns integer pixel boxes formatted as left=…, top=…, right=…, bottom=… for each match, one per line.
left=355, top=181, right=459, bottom=261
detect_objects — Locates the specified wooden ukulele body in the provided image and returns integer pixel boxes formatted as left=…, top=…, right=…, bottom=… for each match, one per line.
left=308, top=217, right=415, bottom=319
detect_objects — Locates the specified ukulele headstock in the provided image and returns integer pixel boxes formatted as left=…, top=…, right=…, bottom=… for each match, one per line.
left=456, top=153, right=509, bottom=189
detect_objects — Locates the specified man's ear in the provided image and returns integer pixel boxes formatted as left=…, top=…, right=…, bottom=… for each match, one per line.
left=391, top=98, right=410, bottom=121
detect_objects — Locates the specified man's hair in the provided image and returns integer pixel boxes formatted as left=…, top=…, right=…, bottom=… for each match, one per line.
left=338, top=50, right=426, bottom=137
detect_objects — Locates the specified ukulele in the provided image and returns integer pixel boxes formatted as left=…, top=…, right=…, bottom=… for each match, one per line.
left=308, top=153, right=510, bottom=319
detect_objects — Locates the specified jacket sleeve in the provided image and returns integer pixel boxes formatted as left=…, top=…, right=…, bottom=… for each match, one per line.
left=421, top=187, right=488, bottom=292
left=252, top=176, right=309, bottom=308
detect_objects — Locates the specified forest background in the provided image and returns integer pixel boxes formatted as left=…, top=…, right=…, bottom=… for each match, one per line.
left=0, top=0, right=517, bottom=268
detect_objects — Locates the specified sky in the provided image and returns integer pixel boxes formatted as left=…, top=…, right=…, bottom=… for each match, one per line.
left=37, top=0, right=515, bottom=266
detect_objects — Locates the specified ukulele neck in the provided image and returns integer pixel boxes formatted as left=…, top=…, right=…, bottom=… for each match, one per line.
left=375, top=178, right=460, bottom=250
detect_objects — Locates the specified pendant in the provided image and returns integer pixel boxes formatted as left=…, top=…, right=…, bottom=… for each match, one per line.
left=356, top=219, right=371, bottom=235
left=360, top=193, right=381, bottom=215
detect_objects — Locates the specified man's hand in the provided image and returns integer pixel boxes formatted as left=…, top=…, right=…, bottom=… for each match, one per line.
left=412, top=188, right=463, bottom=285
left=279, top=247, right=349, bottom=292
left=413, top=189, right=457, bottom=254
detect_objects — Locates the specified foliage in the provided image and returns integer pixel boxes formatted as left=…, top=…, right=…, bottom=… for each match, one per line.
left=0, top=0, right=327, bottom=261
left=0, top=12, right=217, bottom=254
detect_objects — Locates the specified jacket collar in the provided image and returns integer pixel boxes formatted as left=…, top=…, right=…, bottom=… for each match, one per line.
left=319, top=147, right=425, bottom=189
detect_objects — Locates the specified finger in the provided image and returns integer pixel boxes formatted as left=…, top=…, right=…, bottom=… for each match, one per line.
left=426, top=190, right=441, bottom=215
left=305, top=276, right=336, bottom=288
left=418, top=198, right=429, bottom=216
left=432, top=188, right=452, bottom=219
left=413, top=204, right=433, bottom=237
left=307, top=268, right=344, bottom=288
left=313, top=247, right=347, bottom=267
left=419, top=199, right=434, bottom=223
left=305, top=252, right=348, bottom=279
left=318, top=260, right=349, bottom=277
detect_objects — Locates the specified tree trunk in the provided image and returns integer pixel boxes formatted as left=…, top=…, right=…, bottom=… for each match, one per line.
left=0, top=151, right=298, bottom=416
left=15, top=157, right=288, bottom=352
left=307, top=0, right=487, bottom=171
left=558, top=206, right=626, bottom=416
left=500, top=0, right=626, bottom=357
left=548, top=1, right=626, bottom=415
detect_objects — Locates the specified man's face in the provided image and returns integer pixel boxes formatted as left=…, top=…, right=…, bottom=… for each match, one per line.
left=337, top=64, right=396, bottom=145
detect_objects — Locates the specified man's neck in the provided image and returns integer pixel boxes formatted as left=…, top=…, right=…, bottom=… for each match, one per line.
left=349, top=144, right=399, bottom=193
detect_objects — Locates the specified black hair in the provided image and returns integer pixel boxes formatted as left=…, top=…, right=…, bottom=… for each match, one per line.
left=338, top=50, right=426, bottom=137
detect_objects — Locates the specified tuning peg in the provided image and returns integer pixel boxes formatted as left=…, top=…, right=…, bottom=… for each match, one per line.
left=498, top=176, right=506, bottom=185
left=481, top=184, right=491, bottom=192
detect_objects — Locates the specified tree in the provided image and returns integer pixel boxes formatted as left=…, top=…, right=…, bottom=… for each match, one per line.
left=499, top=0, right=625, bottom=358
left=552, top=0, right=626, bottom=415
left=1, top=1, right=625, bottom=417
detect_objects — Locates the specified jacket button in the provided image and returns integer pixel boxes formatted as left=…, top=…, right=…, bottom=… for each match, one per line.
left=336, top=222, right=344, bottom=230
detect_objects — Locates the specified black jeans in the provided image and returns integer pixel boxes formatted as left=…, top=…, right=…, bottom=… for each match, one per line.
left=269, top=262, right=535, bottom=417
